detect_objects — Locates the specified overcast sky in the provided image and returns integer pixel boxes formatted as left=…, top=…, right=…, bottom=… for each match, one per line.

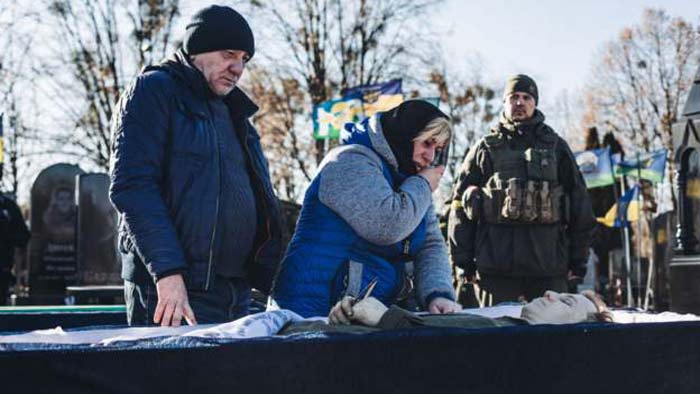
left=438, top=0, right=699, bottom=107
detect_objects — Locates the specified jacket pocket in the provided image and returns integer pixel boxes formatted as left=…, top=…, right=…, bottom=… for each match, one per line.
left=170, top=97, right=213, bottom=160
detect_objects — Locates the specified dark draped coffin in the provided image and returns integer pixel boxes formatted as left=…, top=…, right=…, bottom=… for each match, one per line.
left=1, top=321, right=700, bottom=394
left=0, top=305, right=126, bottom=332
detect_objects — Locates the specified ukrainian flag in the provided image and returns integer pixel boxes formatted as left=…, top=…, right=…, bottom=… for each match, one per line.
left=614, top=150, right=667, bottom=183
left=342, top=79, right=404, bottom=117
left=312, top=80, right=404, bottom=140
left=597, top=184, right=641, bottom=228
left=574, top=147, right=615, bottom=189
left=312, top=95, right=364, bottom=140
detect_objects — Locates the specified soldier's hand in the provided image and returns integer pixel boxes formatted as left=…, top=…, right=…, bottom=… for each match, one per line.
left=154, top=274, right=197, bottom=327
left=418, top=165, right=445, bottom=191
left=428, top=297, right=462, bottom=314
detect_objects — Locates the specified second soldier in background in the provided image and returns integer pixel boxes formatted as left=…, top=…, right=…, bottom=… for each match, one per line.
left=448, top=74, right=595, bottom=303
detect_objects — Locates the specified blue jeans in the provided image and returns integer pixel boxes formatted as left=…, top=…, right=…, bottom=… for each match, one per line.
left=124, top=276, right=251, bottom=326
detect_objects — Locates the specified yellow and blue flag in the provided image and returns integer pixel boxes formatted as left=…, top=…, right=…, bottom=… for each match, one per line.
left=341, top=79, right=404, bottom=116
left=312, top=96, right=364, bottom=140
left=597, top=184, right=640, bottom=228
left=574, top=147, right=615, bottom=189
left=313, top=79, right=404, bottom=140
left=614, top=150, right=667, bottom=183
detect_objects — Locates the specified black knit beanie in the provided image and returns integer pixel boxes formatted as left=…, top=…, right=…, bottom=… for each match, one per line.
left=379, top=100, right=449, bottom=175
left=183, top=5, right=255, bottom=59
left=503, top=74, right=538, bottom=105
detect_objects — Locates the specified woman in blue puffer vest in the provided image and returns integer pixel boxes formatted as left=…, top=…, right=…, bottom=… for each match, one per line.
left=271, top=100, right=459, bottom=318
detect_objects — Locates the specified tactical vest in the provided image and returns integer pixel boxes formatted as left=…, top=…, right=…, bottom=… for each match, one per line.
left=478, top=127, right=564, bottom=224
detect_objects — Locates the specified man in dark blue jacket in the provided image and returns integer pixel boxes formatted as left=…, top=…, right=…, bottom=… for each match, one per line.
left=109, top=5, right=282, bottom=327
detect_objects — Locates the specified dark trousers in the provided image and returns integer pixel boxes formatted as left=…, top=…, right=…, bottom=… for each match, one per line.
left=479, top=274, right=568, bottom=304
left=124, top=276, right=251, bottom=326
left=0, top=272, right=12, bottom=306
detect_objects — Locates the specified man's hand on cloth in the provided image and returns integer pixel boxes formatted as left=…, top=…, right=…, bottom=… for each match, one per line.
left=154, top=274, right=197, bottom=327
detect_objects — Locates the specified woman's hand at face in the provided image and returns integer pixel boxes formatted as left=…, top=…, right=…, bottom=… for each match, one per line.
left=417, top=166, right=444, bottom=191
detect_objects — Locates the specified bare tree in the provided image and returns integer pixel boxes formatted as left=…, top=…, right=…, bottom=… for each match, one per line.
left=38, top=0, right=181, bottom=170
left=547, top=88, right=587, bottom=152
left=426, top=57, right=500, bottom=202
left=246, top=66, right=313, bottom=201
left=241, top=0, right=443, bottom=199
left=582, top=9, right=699, bottom=155
left=0, top=5, right=42, bottom=197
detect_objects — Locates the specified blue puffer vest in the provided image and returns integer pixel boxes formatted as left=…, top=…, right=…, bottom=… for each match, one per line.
left=272, top=119, right=428, bottom=317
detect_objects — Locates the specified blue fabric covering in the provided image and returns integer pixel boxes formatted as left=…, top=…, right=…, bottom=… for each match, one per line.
left=2, top=321, right=700, bottom=393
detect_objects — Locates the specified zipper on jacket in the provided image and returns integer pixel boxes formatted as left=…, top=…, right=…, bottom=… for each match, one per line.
left=205, top=115, right=221, bottom=290
left=240, top=126, right=273, bottom=263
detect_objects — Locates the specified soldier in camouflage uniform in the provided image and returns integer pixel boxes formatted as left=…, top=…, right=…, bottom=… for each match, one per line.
left=447, top=74, right=595, bottom=303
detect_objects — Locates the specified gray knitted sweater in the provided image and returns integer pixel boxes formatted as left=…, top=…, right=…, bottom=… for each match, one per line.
left=316, top=116, right=455, bottom=305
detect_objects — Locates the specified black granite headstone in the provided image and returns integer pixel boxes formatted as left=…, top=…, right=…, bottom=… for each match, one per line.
left=27, top=163, right=84, bottom=303
left=76, top=173, right=120, bottom=286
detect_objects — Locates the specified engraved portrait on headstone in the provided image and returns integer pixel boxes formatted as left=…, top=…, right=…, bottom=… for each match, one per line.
left=27, top=163, right=84, bottom=302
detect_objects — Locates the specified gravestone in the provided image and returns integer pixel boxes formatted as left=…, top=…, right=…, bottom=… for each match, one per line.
left=76, top=173, right=121, bottom=286
left=27, top=163, right=84, bottom=303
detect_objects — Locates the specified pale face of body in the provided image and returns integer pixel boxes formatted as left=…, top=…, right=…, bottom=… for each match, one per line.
left=520, top=291, right=598, bottom=324
left=504, top=91, right=536, bottom=122
left=191, top=49, right=249, bottom=97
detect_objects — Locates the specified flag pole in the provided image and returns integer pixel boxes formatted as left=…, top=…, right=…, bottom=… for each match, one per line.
left=621, top=176, right=633, bottom=307
left=609, top=149, right=629, bottom=307
left=635, top=152, right=643, bottom=308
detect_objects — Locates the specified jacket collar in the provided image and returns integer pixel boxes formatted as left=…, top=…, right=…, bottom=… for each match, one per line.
left=496, top=109, right=546, bottom=136
left=148, top=48, right=259, bottom=119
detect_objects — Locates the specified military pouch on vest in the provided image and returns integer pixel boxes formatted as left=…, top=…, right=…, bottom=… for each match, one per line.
left=483, top=180, right=564, bottom=224
left=525, top=148, right=557, bottom=181
left=538, top=182, right=565, bottom=224
left=501, top=178, right=522, bottom=220
left=461, top=186, right=483, bottom=221
left=521, top=180, right=538, bottom=221
left=539, top=181, right=553, bottom=222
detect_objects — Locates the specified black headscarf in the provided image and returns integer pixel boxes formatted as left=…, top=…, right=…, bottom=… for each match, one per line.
left=379, top=100, right=449, bottom=175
